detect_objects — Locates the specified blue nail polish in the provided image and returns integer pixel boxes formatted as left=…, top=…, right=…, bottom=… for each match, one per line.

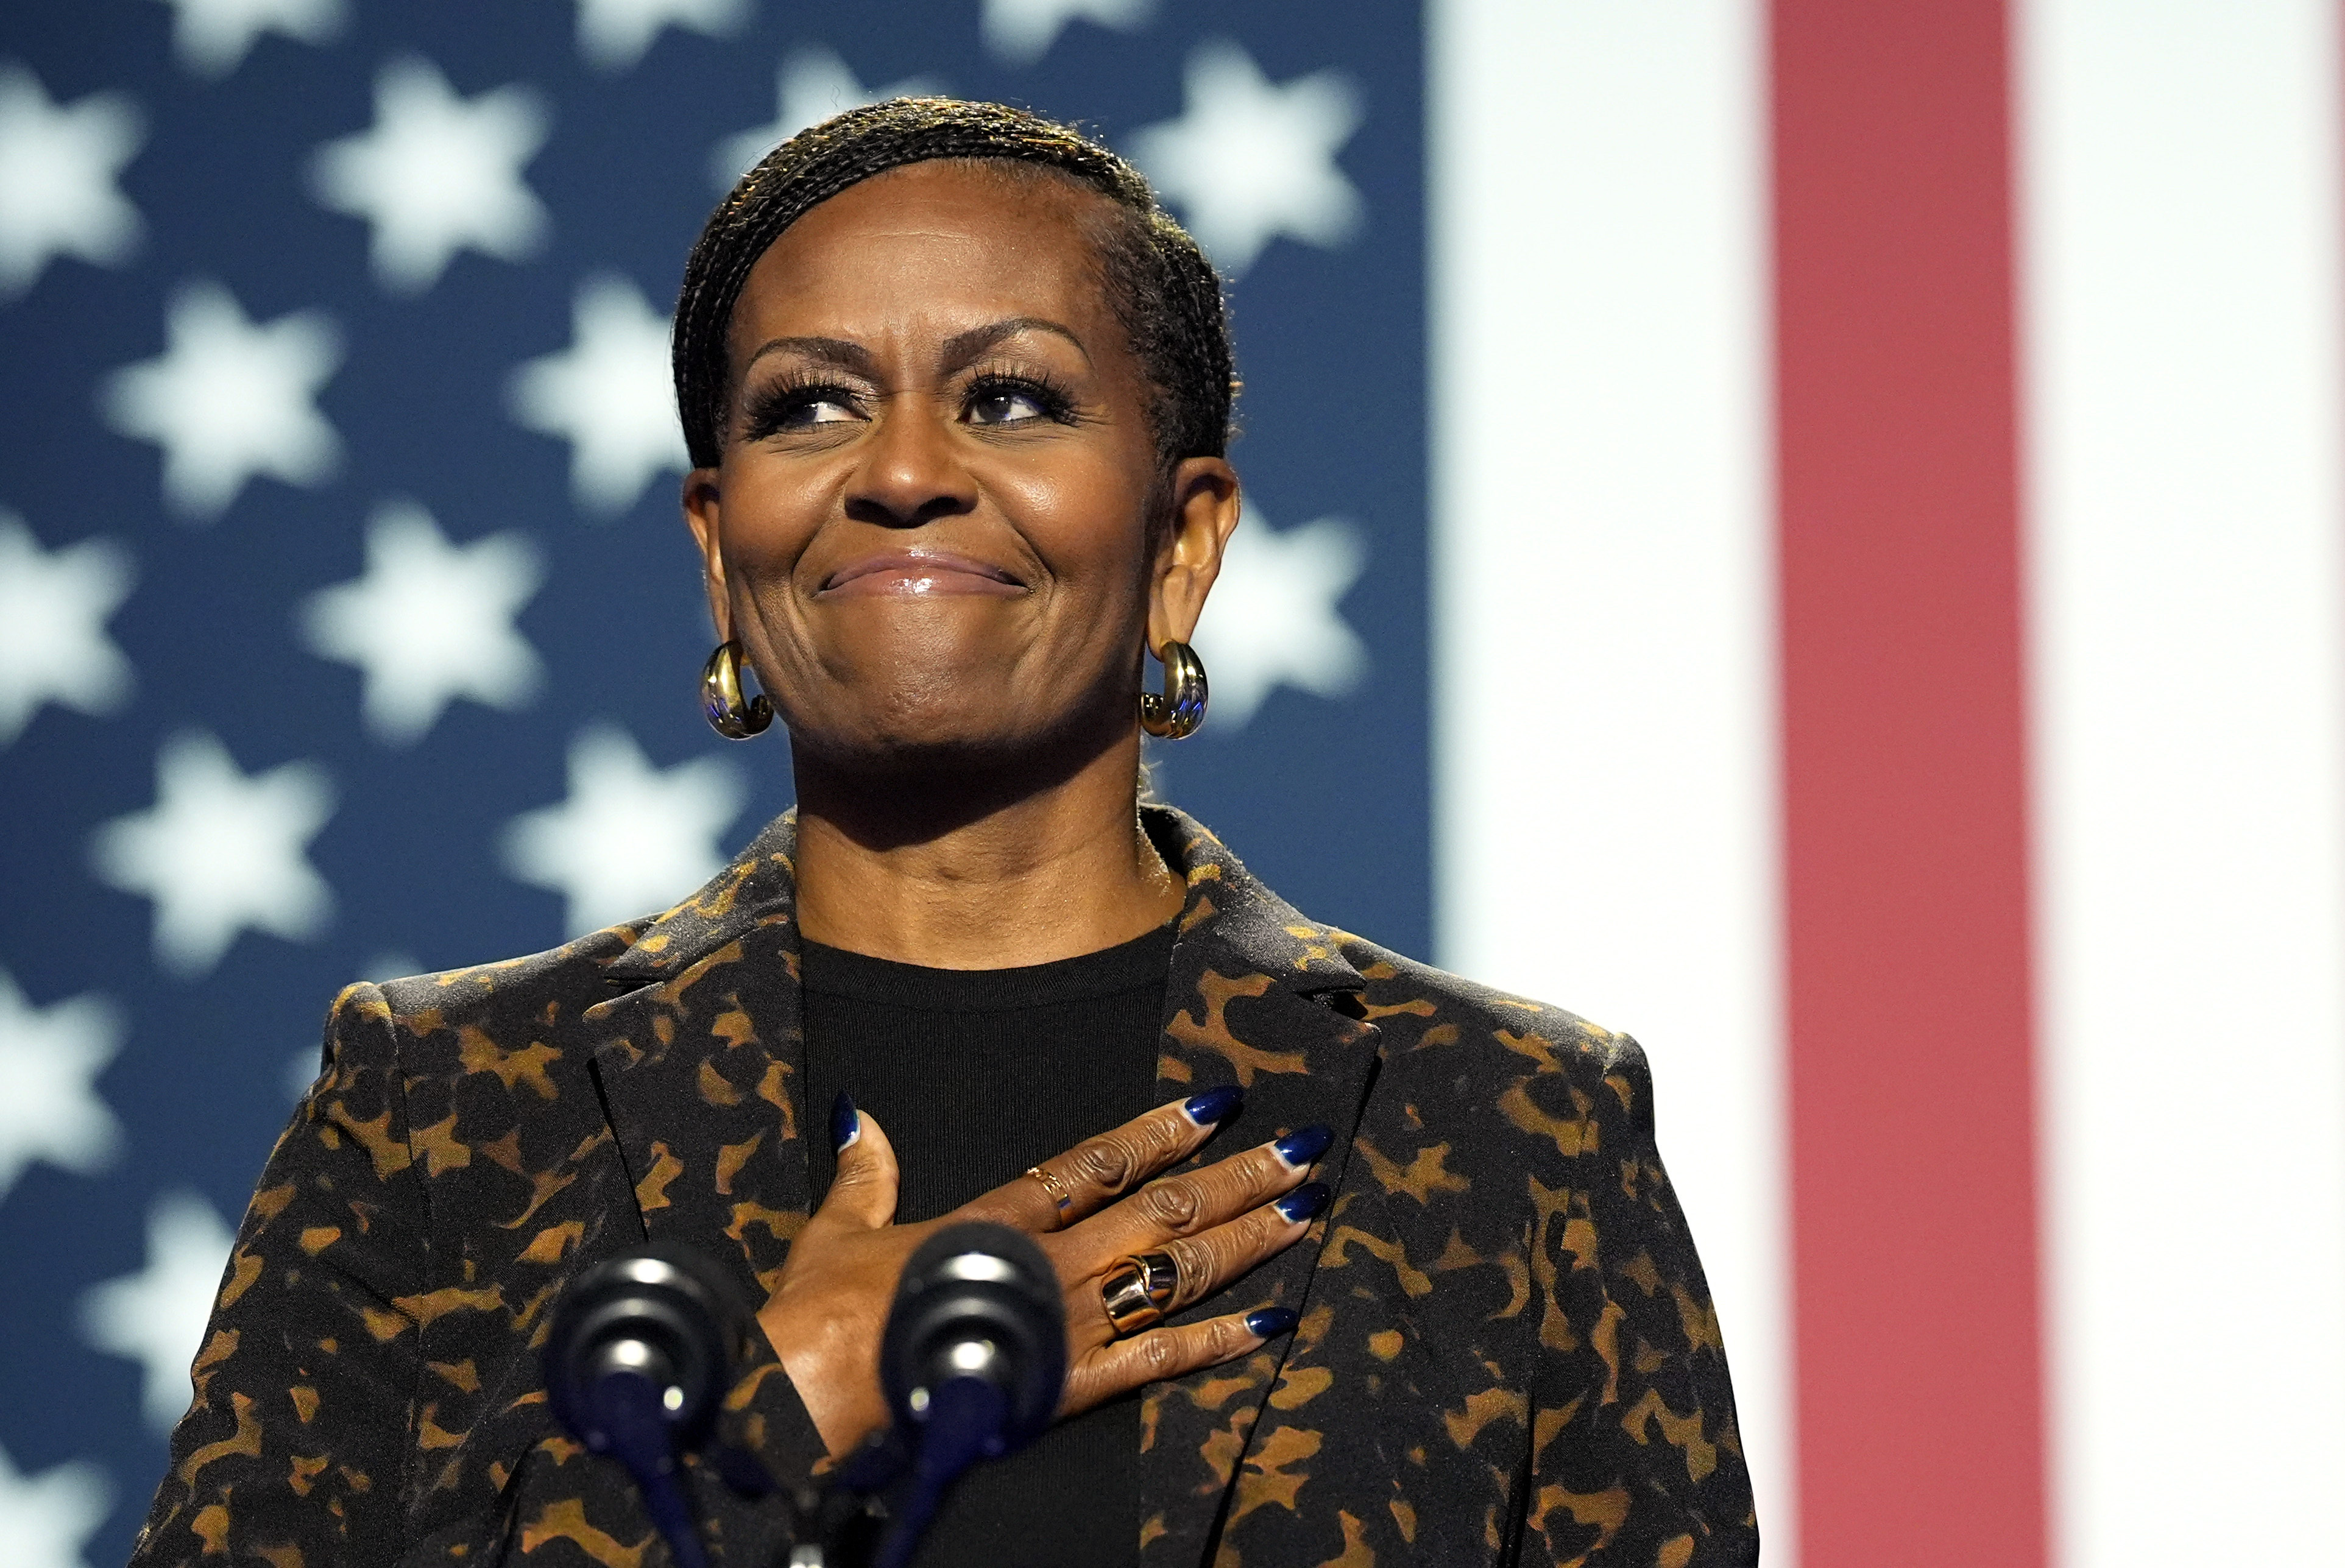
left=830, top=1089, right=860, bottom=1153
left=1245, top=1307, right=1299, bottom=1339
left=1272, top=1124, right=1332, bottom=1170
left=1273, top=1182, right=1330, bottom=1224
left=1183, top=1084, right=1243, bottom=1126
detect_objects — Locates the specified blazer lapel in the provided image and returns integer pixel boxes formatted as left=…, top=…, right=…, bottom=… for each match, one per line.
left=579, top=812, right=815, bottom=1308
left=1135, top=809, right=1386, bottom=1564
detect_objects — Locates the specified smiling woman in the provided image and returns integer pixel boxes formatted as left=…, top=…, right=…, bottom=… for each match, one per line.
left=688, top=157, right=1225, bottom=815
left=126, top=100, right=1758, bottom=1568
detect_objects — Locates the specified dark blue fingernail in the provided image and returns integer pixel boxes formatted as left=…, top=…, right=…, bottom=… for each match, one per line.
left=1272, top=1124, right=1332, bottom=1170
left=1245, top=1307, right=1299, bottom=1339
left=830, top=1089, right=860, bottom=1153
left=1274, top=1182, right=1330, bottom=1224
left=1183, top=1085, right=1243, bottom=1126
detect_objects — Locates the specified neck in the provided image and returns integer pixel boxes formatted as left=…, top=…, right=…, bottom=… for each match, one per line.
left=787, top=728, right=1183, bottom=970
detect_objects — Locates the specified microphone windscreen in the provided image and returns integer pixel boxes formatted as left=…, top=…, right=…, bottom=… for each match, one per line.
left=544, top=1245, right=740, bottom=1453
left=880, top=1221, right=1066, bottom=1450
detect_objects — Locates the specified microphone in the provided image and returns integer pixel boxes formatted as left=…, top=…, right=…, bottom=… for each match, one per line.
left=542, top=1229, right=1063, bottom=1568
left=868, top=1222, right=1066, bottom=1568
left=543, top=1247, right=738, bottom=1568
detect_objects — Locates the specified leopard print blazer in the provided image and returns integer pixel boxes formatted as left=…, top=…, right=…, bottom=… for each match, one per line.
left=128, top=805, right=1758, bottom=1567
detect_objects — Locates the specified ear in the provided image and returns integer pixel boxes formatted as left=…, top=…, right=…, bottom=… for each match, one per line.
left=1147, top=457, right=1241, bottom=652
left=682, top=467, right=731, bottom=641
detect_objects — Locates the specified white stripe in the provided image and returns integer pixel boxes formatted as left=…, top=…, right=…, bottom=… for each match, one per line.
left=2017, top=4, right=2345, bottom=1562
left=1426, top=2, right=1791, bottom=1556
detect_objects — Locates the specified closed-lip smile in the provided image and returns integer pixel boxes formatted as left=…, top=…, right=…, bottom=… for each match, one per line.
left=818, top=549, right=1025, bottom=598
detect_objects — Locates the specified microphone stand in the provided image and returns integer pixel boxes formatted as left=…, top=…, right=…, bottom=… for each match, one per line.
left=868, top=1377, right=1007, bottom=1568
left=593, top=1369, right=713, bottom=1568
left=718, top=1408, right=914, bottom=1567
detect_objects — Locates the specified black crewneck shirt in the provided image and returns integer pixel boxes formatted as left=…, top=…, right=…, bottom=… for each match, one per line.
left=799, top=923, right=1173, bottom=1568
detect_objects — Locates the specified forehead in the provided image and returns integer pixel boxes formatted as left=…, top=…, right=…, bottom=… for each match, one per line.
left=729, top=160, right=1117, bottom=349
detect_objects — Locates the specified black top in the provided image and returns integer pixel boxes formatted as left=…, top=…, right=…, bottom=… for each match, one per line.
left=800, top=923, right=1174, bottom=1568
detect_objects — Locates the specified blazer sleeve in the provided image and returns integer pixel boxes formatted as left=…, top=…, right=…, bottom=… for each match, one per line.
left=128, top=982, right=429, bottom=1568
left=1519, top=1033, right=1761, bottom=1567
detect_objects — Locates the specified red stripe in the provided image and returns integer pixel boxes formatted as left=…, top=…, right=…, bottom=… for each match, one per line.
left=1769, top=4, right=2048, bottom=1563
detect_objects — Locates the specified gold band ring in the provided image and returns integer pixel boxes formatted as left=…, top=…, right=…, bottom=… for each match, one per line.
left=1025, top=1165, right=1076, bottom=1223
left=1100, top=1250, right=1181, bottom=1335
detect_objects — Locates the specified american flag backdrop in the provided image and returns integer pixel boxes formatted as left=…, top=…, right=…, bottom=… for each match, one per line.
left=2, top=2, right=2341, bottom=1566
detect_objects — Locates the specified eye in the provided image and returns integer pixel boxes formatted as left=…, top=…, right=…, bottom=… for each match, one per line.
left=964, top=375, right=1072, bottom=428
left=966, top=387, right=1048, bottom=426
left=744, top=380, right=865, bottom=438
left=788, top=394, right=860, bottom=426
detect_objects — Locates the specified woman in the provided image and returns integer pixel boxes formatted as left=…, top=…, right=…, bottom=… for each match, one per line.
left=130, top=100, right=1756, bottom=1567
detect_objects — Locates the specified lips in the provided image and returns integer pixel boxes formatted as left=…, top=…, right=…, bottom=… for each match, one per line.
left=818, top=549, right=1025, bottom=598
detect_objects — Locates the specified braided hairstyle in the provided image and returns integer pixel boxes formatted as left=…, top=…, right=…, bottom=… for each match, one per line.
left=673, top=97, right=1235, bottom=481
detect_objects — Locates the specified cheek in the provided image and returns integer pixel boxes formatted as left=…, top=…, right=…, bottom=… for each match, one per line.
left=715, top=457, right=829, bottom=584
left=995, top=453, right=1156, bottom=591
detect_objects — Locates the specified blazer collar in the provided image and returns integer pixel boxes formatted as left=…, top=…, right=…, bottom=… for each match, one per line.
left=593, top=804, right=1368, bottom=1001
left=579, top=805, right=1383, bottom=1558
left=599, top=809, right=802, bottom=991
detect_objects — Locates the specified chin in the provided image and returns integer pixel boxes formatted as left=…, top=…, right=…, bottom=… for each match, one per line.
left=786, top=680, right=1127, bottom=785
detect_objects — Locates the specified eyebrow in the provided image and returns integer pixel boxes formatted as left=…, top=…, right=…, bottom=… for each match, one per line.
left=939, top=317, right=1091, bottom=370
left=741, top=335, right=874, bottom=380
left=740, top=317, right=1091, bottom=382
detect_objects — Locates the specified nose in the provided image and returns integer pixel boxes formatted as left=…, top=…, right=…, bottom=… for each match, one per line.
left=845, top=392, right=978, bottom=529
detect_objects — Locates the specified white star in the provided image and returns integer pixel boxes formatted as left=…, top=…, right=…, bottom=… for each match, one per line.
left=0, top=969, right=124, bottom=1204
left=1125, top=41, right=1364, bottom=275
left=80, top=1190, right=235, bottom=1434
left=982, top=0, right=1153, bottom=65
left=298, top=501, right=543, bottom=744
left=0, top=63, right=142, bottom=298
left=0, top=512, right=133, bottom=745
left=0, top=1444, right=110, bottom=1568
left=710, top=48, right=941, bottom=189
left=573, top=0, right=748, bottom=72
left=1193, top=506, right=1368, bottom=729
left=310, top=57, right=550, bottom=294
left=155, top=0, right=347, bottom=79
left=508, top=274, right=690, bottom=515
left=99, top=280, right=342, bottom=521
left=501, top=724, right=746, bottom=935
left=91, top=732, right=336, bottom=977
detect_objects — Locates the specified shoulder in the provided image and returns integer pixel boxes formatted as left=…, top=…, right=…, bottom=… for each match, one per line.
left=1334, top=931, right=1644, bottom=1073
left=1158, top=804, right=1643, bottom=1080
left=317, top=924, right=646, bottom=1076
left=1330, top=931, right=1660, bottom=1143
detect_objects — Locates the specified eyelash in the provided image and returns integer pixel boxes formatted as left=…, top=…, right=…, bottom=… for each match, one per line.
left=741, top=376, right=860, bottom=440
left=966, top=369, right=1079, bottom=425
left=739, top=367, right=1081, bottom=440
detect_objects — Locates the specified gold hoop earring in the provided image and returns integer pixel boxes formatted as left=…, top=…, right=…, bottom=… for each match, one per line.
left=1140, top=640, right=1208, bottom=740
left=700, top=640, right=772, bottom=738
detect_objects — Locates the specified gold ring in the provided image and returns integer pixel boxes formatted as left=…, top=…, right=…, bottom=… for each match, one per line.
left=1025, top=1165, right=1076, bottom=1223
left=1100, top=1250, right=1180, bottom=1335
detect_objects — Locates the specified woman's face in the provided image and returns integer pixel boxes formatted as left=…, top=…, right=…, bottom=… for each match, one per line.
left=686, top=160, right=1233, bottom=776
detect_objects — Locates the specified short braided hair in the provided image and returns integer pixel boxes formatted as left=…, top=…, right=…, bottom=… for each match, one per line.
left=674, top=97, right=1235, bottom=475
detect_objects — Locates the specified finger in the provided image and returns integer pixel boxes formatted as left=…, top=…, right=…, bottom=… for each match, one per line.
left=955, top=1086, right=1244, bottom=1233
left=1066, top=1123, right=1329, bottom=1271
left=1062, top=1304, right=1302, bottom=1416
left=813, top=1092, right=899, bottom=1231
left=1077, top=1181, right=1329, bottom=1347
